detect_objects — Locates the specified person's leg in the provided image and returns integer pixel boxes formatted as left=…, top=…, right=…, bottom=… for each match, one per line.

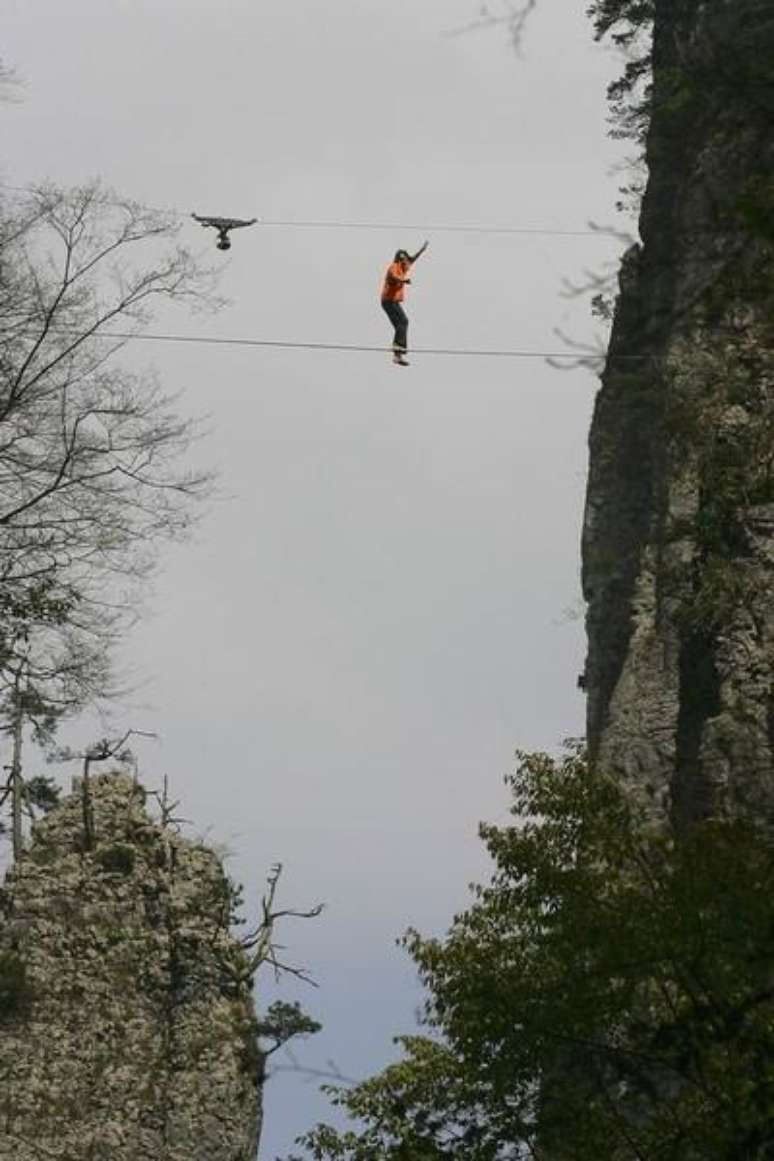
left=382, top=300, right=409, bottom=354
left=382, top=300, right=399, bottom=345
left=393, top=304, right=408, bottom=354
left=381, top=301, right=409, bottom=364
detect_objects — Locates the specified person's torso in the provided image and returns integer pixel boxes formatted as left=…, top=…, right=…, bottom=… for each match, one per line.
left=381, top=261, right=409, bottom=303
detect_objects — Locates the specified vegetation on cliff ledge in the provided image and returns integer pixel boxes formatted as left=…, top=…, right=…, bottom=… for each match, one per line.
left=289, top=748, right=774, bottom=1161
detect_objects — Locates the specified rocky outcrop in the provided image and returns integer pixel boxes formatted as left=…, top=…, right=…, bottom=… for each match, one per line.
left=0, top=773, right=262, bottom=1160
left=582, top=0, right=774, bottom=825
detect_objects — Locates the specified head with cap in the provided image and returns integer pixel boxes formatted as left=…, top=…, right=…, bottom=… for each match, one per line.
left=394, top=249, right=410, bottom=265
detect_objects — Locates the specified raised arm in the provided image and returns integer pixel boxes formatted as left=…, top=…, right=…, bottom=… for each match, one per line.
left=409, top=240, right=429, bottom=264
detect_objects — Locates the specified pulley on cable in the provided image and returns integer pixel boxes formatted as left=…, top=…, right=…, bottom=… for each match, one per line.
left=191, top=213, right=258, bottom=250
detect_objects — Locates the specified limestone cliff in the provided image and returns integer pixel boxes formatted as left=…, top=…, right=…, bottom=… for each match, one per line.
left=582, top=0, right=774, bottom=824
left=0, top=773, right=262, bottom=1160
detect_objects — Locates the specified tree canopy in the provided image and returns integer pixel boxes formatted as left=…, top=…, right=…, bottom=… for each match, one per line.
left=289, top=748, right=774, bottom=1161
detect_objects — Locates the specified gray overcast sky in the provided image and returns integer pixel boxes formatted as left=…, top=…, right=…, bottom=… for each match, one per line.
left=2, top=1, right=627, bottom=1155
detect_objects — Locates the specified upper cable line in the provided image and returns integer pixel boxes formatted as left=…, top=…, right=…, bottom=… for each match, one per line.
left=0, top=180, right=630, bottom=242
left=254, top=219, right=617, bottom=239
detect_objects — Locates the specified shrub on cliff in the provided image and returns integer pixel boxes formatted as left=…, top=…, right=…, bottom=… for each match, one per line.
left=0, top=951, right=32, bottom=1021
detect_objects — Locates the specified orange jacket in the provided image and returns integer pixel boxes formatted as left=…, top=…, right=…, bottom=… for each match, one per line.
left=381, top=260, right=411, bottom=303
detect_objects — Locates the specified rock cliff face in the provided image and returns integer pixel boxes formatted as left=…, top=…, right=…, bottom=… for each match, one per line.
left=0, top=773, right=262, bottom=1160
left=582, top=0, right=774, bottom=824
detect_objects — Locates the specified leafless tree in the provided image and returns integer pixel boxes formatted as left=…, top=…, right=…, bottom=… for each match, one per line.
left=0, top=182, right=218, bottom=854
left=0, top=181, right=217, bottom=608
left=0, top=579, right=116, bottom=858
left=220, top=863, right=323, bottom=987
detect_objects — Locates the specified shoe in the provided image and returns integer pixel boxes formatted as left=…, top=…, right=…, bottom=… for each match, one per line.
left=393, top=353, right=410, bottom=366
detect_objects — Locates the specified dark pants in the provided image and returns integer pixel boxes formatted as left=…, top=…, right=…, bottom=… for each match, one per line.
left=381, top=299, right=409, bottom=351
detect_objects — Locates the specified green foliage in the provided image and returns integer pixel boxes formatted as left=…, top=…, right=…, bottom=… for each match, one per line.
left=94, top=841, right=136, bottom=875
left=735, top=176, right=774, bottom=244
left=232, top=1006, right=263, bottom=1079
left=289, top=749, right=774, bottom=1161
left=663, top=337, right=774, bottom=631
left=0, top=578, right=81, bottom=741
left=0, top=577, right=77, bottom=642
left=102, top=925, right=130, bottom=948
left=0, top=951, right=32, bottom=1020
left=23, top=775, right=61, bottom=815
left=587, top=0, right=654, bottom=40
left=590, top=292, right=615, bottom=322
left=587, top=1, right=654, bottom=147
left=257, top=1000, right=322, bottom=1054
left=677, top=414, right=772, bottom=624
left=227, top=876, right=246, bottom=926
left=233, top=1000, right=321, bottom=1084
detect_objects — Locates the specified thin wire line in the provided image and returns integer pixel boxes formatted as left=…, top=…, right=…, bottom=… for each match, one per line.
left=255, top=219, right=611, bottom=238
left=84, top=329, right=637, bottom=361
left=0, top=180, right=628, bottom=242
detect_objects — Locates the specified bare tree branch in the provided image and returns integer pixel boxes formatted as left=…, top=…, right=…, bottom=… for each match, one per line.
left=0, top=182, right=218, bottom=605
left=443, top=1, right=537, bottom=52
left=220, top=863, right=323, bottom=986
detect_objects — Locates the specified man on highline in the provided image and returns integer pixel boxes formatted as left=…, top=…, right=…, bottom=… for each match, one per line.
left=380, top=241, right=428, bottom=366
